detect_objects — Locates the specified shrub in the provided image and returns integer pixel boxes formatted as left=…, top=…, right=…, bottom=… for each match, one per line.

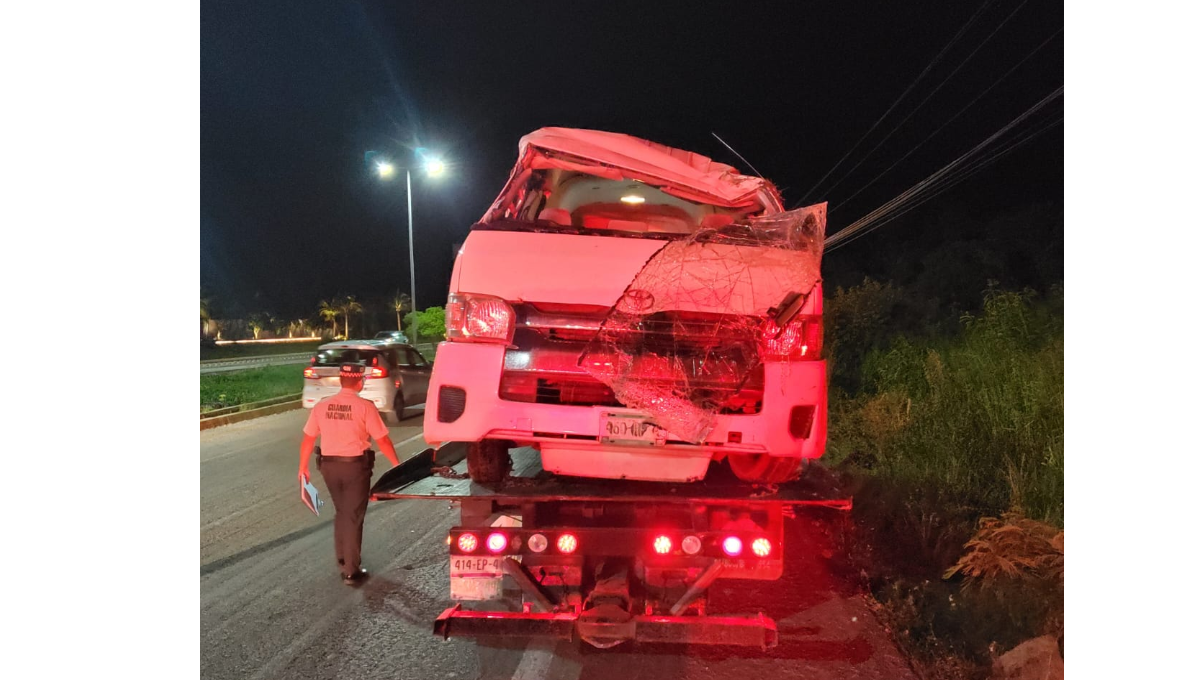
left=829, top=285, right=1064, bottom=525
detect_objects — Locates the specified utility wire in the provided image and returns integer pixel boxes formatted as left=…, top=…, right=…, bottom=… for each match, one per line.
left=825, top=85, right=1063, bottom=251
left=831, top=85, right=1062, bottom=242
left=819, top=0, right=1032, bottom=202
left=796, top=0, right=995, bottom=205
left=827, top=113, right=1063, bottom=253
left=826, top=107, right=1062, bottom=252
left=833, top=26, right=1063, bottom=213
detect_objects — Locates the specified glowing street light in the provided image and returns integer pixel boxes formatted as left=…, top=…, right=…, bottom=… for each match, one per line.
left=367, top=149, right=450, bottom=315
left=422, top=157, right=446, bottom=177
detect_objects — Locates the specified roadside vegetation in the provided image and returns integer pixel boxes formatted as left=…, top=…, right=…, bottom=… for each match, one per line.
left=200, top=288, right=449, bottom=346
left=200, top=365, right=304, bottom=414
left=823, top=279, right=1064, bottom=679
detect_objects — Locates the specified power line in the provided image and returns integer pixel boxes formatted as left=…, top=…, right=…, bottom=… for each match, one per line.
left=796, top=0, right=996, bottom=205
left=820, top=0, right=1036, bottom=202
left=824, top=85, right=1063, bottom=251
left=826, top=113, right=1063, bottom=253
left=833, top=27, right=1063, bottom=213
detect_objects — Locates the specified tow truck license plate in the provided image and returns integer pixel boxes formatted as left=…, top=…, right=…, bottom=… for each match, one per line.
left=600, top=412, right=661, bottom=445
left=450, top=556, right=504, bottom=577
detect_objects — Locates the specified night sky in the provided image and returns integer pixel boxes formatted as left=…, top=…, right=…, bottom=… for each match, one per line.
left=201, top=0, right=1064, bottom=319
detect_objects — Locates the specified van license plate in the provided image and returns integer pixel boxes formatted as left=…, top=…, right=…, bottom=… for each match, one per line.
left=600, top=413, right=661, bottom=445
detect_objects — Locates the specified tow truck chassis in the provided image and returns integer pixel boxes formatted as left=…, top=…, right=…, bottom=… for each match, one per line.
left=370, top=444, right=851, bottom=650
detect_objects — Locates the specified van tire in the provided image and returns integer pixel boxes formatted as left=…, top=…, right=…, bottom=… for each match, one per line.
left=728, top=455, right=808, bottom=483
left=467, top=440, right=511, bottom=484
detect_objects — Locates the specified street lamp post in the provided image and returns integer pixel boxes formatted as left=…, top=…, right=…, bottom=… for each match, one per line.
left=373, top=154, right=446, bottom=326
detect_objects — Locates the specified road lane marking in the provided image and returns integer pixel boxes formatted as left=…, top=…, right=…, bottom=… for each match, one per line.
left=511, top=639, right=580, bottom=680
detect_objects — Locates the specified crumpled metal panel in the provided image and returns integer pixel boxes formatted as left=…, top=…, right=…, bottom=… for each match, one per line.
left=581, top=203, right=826, bottom=443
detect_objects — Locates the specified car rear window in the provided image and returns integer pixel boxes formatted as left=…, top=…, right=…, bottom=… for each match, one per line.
left=313, top=348, right=383, bottom=366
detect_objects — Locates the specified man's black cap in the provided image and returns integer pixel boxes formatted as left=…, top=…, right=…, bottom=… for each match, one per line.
left=339, top=363, right=365, bottom=378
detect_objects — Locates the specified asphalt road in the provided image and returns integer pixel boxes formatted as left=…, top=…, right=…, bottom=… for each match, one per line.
left=200, top=410, right=918, bottom=680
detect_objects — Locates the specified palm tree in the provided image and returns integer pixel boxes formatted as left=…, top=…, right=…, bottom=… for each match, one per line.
left=248, top=315, right=265, bottom=340
left=319, top=300, right=340, bottom=338
left=200, top=296, right=211, bottom=338
left=339, top=295, right=363, bottom=339
left=392, top=292, right=412, bottom=332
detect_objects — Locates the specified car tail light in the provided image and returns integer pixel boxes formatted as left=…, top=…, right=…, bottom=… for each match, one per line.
left=752, top=538, right=772, bottom=557
left=761, top=316, right=822, bottom=360
left=722, top=536, right=743, bottom=557
left=528, top=533, right=548, bottom=553
left=303, top=367, right=318, bottom=379
left=557, top=533, right=578, bottom=554
left=365, top=367, right=388, bottom=379
left=653, top=535, right=672, bottom=554
left=458, top=533, right=479, bottom=553
left=682, top=535, right=702, bottom=555
left=486, top=532, right=508, bottom=553
left=446, top=293, right=515, bottom=343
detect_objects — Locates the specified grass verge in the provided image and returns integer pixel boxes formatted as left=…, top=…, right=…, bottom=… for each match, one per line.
left=200, top=364, right=305, bottom=413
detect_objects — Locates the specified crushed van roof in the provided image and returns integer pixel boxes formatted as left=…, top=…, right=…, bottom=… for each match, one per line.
left=482, top=127, right=785, bottom=221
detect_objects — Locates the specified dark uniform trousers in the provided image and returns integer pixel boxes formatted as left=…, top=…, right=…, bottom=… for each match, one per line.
left=317, top=449, right=375, bottom=575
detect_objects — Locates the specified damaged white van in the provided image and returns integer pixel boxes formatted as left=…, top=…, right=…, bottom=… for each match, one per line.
left=424, top=128, right=827, bottom=484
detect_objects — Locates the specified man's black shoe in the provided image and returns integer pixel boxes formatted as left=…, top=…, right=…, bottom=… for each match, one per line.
left=342, top=567, right=369, bottom=586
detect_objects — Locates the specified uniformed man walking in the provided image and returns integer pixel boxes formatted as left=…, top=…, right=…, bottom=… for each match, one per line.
left=298, top=362, right=401, bottom=585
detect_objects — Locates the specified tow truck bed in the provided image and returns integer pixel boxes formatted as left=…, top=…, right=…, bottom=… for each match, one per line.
left=370, top=444, right=852, bottom=509
left=369, top=444, right=851, bottom=649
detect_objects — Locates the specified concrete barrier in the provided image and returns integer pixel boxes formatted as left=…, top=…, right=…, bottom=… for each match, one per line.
left=201, top=399, right=303, bottom=430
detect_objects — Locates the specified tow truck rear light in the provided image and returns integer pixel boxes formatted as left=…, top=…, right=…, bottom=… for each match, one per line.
left=681, top=535, right=702, bottom=555
left=653, top=535, right=672, bottom=554
left=486, top=532, right=508, bottom=553
left=557, top=533, right=578, bottom=554
left=458, top=533, right=479, bottom=553
left=303, top=367, right=318, bottom=379
left=752, top=538, right=772, bottom=557
left=528, top=533, right=548, bottom=553
left=446, top=293, right=516, bottom=343
left=722, top=536, right=743, bottom=557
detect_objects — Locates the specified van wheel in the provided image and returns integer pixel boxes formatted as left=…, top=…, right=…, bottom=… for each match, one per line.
left=467, top=440, right=512, bottom=484
left=385, top=394, right=405, bottom=425
left=729, top=455, right=808, bottom=483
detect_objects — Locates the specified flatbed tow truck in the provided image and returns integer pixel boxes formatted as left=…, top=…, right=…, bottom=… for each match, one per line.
left=370, top=445, right=851, bottom=650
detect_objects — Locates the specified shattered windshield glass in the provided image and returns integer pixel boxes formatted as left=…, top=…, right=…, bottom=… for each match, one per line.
left=579, top=203, right=826, bottom=443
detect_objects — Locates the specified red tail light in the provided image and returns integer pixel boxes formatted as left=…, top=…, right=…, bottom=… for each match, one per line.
left=722, top=536, right=743, bottom=557
left=761, top=316, right=822, bottom=359
left=653, top=535, right=673, bottom=554
left=365, top=367, right=388, bottom=379
left=557, top=533, right=578, bottom=554
left=458, top=533, right=479, bottom=553
left=303, top=367, right=318, bottom=379
left=752, top=538, right=772, bottom=557
left=486, top=532, right=508, bottom=553
left=446, top=293, right=515, bottom=343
